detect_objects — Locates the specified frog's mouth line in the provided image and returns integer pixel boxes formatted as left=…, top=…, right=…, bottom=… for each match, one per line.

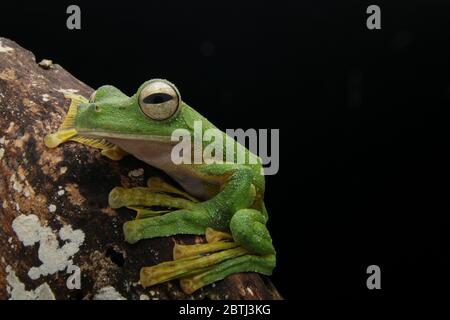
left=77, top=129, right=175, bottom=143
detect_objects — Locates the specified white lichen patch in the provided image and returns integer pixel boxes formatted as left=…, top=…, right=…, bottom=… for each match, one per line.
left=23, top=186, right=32, bottom=198
left=139, top=294, right=150, bottom=300
left=0, top=40, right=14, bottom=53
left=6, top=266, right=55, bottom=300
left=0, top=147, right=4, bottom=160
left=48, top=204, right=57, bottom=212
left=60, top=166, right=68, bottom=174
left=57, top=189, right=65, bottom=196
left=128, top=168, right=144, bottom=178
left=13, top=133, right=30, bottom=149
left=41, top=94, right=51, bottom=102
left=6, top=122, right=15, bottom=134
left=0, top=68, right=16, bottom=81
left=56, top=88, right=79, bottom=95
left=10, top=174, right=23, bottom=193
left=93, top=286, right=126, bottom=300
left=12, top=214, right=85, bottom=280
left=9, top=171, right=34, bottom=199
left=12, top=214, right=41, bottom=246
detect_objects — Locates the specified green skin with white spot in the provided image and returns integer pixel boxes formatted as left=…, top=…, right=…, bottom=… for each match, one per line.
left=57, top=80, right=275, bottom=291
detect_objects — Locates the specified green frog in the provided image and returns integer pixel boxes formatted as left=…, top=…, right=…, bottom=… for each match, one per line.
left=44, top=79, right=275, bottom=294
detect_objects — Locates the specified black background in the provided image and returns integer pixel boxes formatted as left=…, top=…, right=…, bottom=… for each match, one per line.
left=1, top=0, right=450, bottom=300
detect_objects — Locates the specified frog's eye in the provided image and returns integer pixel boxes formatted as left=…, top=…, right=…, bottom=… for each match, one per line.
left=89, top=91, right=96, bottom=103
left=138, top=80, right=180, bottom=121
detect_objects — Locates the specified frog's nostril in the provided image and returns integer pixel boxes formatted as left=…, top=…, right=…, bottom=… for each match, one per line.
left=76, top=103, right=88, bottom=112
left=95, top=105, right=101, bottom=112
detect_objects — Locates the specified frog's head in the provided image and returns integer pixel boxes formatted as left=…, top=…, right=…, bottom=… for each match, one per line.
left=77, top=79, right=190, bottom=137
left=44, top=79, right=206, bottom=160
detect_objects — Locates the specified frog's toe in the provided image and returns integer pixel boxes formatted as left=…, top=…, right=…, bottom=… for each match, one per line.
left=123, top=221, right=143, bottom=244
left=108, top=187, right=125, bottom=208
left=128, top=206, right=169, bottom=219
left=205, top=227, right=233, bottom=243
left=179, top=253, right=276, bottom=294
left=140, top=246, right=248, bottom=289
left=108, top=186, right=195, bottom=211
left=173, top=240, right=238, bottom=260
left=147, top=177, right=199, bottom=202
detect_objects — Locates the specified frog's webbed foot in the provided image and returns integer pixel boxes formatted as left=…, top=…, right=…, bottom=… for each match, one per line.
left=179, top=251, right=276, bottom=294
left=140, top=211, right=276, bottom=294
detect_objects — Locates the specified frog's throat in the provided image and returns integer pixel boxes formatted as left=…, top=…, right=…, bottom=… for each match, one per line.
left=43, top=93, right=126, bottom=160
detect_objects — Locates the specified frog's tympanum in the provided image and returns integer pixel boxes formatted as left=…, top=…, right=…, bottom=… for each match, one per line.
left=45, top=79, right=275, bottom=294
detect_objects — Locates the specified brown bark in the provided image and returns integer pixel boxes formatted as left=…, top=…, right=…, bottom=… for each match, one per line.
left=0, top=37, right=282, bottom=300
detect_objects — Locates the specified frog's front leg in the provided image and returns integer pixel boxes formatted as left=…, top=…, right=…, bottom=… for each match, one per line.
left=121, top=164, right=256, bottom=242
left=109, top=185, right=196, bottom=219
left=106, top=176, right=213, bottom=242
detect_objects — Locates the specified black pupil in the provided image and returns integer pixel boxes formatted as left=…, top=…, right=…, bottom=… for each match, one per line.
left=143, top=93, right=173, bottom=104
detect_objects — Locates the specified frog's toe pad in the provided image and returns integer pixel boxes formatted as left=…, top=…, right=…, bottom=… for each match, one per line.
left=108, top=187, right=126, bottom=208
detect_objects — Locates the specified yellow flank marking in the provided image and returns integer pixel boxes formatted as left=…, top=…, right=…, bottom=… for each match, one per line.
left=70, top=135, right=114, bottom=150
